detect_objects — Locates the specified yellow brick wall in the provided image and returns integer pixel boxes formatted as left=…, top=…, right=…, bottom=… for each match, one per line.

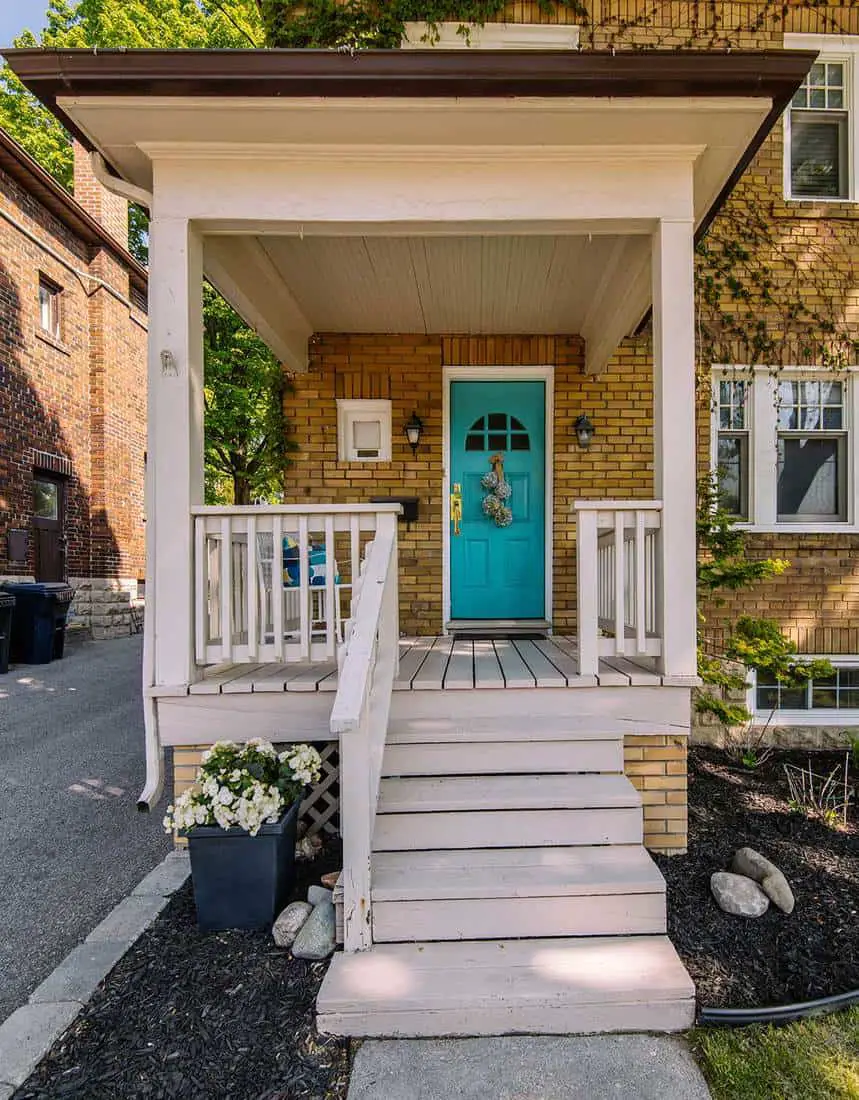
left=285, top=332, right=653, bottom=636
left=623, top=734, right=688, bottom=853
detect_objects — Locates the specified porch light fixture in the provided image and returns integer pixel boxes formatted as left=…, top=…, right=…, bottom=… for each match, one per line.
left=404, top=411, right=424, bottom=457
left=574, top=414, right=595, bottom=450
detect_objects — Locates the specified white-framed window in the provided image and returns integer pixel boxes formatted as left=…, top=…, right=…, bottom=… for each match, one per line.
left=711, top=367, right=858, bottom=531
left=336, top=399, right=392, bottom=462
left=38, top=275, right=62, bottom=339
left=715, top=378, right=750, bottom=519
left=752, top=658, right=859, bottom=724
left=784, top=34, right=859, bottom=202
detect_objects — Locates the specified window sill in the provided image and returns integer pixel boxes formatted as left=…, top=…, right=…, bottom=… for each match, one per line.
left=783, top=194, right=855, bottom=205
left=34, top=329, right=71, bottom=356
left=734, top=523, right=859, bottom=535
left=753, top=710, right=859, bottom=726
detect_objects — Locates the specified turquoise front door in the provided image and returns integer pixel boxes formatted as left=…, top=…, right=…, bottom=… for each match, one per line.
left=450, top=380, right=546, bottom=621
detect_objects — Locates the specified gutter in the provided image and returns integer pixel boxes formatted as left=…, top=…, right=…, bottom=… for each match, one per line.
left=91, top=155, right=162, bottom=811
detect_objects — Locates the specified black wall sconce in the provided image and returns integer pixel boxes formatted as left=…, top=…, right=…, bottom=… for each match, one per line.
left=574, top=414, right=595, bottom=450
left=404, top=411, right=424, bottom=457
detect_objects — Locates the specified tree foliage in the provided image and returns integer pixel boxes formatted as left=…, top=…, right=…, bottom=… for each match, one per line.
left=696, top=475, right=833, bottom=733
left=203, top=284, right=295, bottom=505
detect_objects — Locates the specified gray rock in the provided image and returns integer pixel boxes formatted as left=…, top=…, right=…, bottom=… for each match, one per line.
left=308, top=885, right=333, bottom=906
left=731, top=847, right=794, bottom=914
left=761, top=872, right=795, bottom=915
left=292, top=901, right=336, bottom=960
left=710, top=872, right=770, bottom=917
left=272, top=901, right=313, bottom=948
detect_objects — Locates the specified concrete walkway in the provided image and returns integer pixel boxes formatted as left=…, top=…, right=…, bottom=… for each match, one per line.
left=347, top=1035, right=712, bottom=1100
left=0, top=634, right=172, bottom=1022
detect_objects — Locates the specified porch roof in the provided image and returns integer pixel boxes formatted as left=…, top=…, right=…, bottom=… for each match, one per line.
left=3, top=48, right=814, bottom=373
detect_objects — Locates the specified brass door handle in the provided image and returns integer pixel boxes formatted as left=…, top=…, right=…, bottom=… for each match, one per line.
left=450, top=483, right=462, bottom=536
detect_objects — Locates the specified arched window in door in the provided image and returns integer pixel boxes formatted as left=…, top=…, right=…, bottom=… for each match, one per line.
left=464, top=413, right=530, bottom=452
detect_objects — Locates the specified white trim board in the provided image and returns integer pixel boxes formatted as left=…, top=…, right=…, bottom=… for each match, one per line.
left=442, top=366, right=555, bottom=630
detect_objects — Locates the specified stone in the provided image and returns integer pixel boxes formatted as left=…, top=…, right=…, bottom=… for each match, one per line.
left=321, top=870, right=340, bottom=889
left=731, top=847, right=795, bottom=914
left=761, top=872, right=795, bottom=915
left=272, top=901, right=313, bottom=948
left=710, top=872, right=770, bottom=917
left=308, top=885, right=333, bottom=906
left=292, top=901, right=336, bottom=960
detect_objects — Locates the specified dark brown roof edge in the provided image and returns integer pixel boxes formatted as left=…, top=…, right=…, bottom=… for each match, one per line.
left=0, top=125, right=148, bottom=286
left=2, top=46, right=816, bottom=105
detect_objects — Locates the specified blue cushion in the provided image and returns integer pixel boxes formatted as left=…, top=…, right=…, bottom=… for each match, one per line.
left=282, top=538, right=339, bottom=587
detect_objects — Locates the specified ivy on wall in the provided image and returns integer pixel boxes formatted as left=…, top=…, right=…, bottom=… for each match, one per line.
left=256, top=0, right=583, bottom=49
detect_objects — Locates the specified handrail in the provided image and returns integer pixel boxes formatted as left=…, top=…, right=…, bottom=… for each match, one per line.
left=191, top=503, right=402, bottom=516
left=330, top=514, right=399, bottom=952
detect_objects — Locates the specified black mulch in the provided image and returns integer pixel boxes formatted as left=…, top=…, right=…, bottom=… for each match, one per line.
left=654, top=746, right=859, bottom=1010
left=14, top=839, right=350, bottom=1100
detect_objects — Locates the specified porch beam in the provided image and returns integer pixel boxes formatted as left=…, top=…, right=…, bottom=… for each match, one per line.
left=651, top=218, right=698, bottom=681
left=581, top=236, right=652, bottom=376
left=148, top=214, right=205, bottom=687
left=204, top=235, right=312, bottom=372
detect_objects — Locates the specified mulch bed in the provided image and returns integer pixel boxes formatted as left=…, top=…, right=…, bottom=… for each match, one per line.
left=654, top=746, right=859, bottom=1011
left=14, top=839, right=350, bottom=1100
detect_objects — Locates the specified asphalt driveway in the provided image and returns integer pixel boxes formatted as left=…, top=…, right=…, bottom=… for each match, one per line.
left=0, top=634, right=172, bottom=1022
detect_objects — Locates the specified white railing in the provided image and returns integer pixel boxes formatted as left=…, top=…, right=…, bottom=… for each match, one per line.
left=192, top=504, right=402, bottom=666
left=574, top=501, right=663, bottom=678
left=329, top=512, right=399, bottom=952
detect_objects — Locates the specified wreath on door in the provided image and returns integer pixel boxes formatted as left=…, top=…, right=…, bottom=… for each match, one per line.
left=480, top=453, right=513, bottom=528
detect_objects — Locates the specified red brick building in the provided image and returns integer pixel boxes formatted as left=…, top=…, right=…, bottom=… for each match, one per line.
left=0, top=128, right=147, bottom=637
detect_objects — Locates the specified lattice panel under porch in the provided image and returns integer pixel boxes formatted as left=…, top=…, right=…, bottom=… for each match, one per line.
left=300, top=742, right=340, bottom=838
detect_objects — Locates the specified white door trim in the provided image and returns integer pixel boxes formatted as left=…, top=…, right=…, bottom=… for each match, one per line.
left=442, top=365, right=555, bottom=630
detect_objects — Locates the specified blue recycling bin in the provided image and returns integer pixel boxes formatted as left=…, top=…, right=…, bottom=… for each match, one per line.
left=1, top=582, right=74, bottom=665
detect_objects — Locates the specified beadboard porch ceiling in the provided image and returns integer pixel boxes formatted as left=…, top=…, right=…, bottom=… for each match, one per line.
left=212, top=231, right=640, bottom=337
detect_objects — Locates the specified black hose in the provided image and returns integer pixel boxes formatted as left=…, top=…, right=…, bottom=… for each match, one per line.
left=700, top=988, right=859, bottom=1028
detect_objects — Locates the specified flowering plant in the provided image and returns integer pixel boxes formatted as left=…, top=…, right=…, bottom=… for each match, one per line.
left=163, top=739, right=322, bottom=837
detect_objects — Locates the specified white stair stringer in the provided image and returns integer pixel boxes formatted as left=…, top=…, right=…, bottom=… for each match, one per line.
left=322, top=714, right=695, bottom=1036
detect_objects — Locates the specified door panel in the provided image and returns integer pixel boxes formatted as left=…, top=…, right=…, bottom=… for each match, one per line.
left=32, top=474, right=66, bottom=582
left=450, top=380, right=546, bottom=620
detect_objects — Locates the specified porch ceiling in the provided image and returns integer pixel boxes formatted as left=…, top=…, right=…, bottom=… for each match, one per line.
left=233, top=232, right=638, bottom=336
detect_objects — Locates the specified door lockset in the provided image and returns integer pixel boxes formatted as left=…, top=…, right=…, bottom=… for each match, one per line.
left=450, top=483, right=462, bottom=536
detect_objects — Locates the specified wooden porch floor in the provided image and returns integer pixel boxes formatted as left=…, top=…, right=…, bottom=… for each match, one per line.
left=186, top=636, right=664, bottom=696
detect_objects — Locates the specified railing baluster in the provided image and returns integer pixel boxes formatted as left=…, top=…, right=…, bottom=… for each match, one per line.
left=194, top=517, right=206, bottom=661
left=247, top=514, right=258, bottom=659
left=635, top=510, right=646, bottom=654
left=613, top=510, right=625, bottom=655
left=219, top=515, right=232, bottom=662
left=298, top=514, right=310, bottom=660
left=324, top=514, right=336, bottom=659
left=272, top=513, right=285, bottom=661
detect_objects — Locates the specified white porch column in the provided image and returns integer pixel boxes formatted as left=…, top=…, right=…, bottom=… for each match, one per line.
left=146, top=215, right=205, bottom=687
left=652, top=218, right=698, bottom=681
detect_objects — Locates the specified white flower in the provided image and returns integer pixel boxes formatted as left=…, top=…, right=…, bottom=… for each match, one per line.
left=217, top=786, right=233, bottom=805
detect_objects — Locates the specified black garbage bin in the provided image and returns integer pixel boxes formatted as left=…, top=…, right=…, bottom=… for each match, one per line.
left=2, top=582, right=75, bottom=665
left=0, top=592, right=15, bottom=674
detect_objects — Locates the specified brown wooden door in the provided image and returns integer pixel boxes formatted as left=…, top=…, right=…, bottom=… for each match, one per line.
left=32, top=474, right=66, bottom=582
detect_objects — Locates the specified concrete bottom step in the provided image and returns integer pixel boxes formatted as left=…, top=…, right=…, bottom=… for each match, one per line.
left=317, top=935, right=696, bottom=1038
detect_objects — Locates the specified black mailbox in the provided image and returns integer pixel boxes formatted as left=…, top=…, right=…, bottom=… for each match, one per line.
left=371, top=496, right=420, bottom=527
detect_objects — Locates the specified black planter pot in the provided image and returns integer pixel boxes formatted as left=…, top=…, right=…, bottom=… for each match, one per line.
left=185, top=799, right=300, bottom=931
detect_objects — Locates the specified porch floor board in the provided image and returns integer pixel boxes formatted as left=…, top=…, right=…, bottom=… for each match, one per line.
left=174, top=636, right=664, bottom=697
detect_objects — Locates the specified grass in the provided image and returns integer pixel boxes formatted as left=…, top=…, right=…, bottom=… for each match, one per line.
left=691, top=1008, right=859, bottom=1100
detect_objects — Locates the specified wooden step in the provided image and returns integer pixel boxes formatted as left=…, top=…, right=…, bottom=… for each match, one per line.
left=382, top=738, right=622, bottom=777
left=371, top=845, right=666, bottom=941
left=373, top=806, right=642, bottom=850
left=371, top=845, right=665, bottom=901
left=385, top=715, right=681, bottom=745
left=317, top=935, right=696, bottom=1037
left=377, top=774, right=639, bottom=814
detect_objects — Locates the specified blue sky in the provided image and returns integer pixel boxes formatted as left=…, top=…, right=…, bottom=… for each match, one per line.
left=0, top=0, right=52, bottom=48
